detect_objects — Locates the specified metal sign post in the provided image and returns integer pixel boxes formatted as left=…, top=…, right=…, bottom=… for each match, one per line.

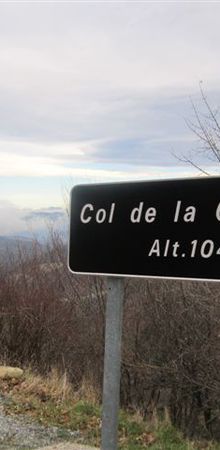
left=101, top=277, right=124, bottom=450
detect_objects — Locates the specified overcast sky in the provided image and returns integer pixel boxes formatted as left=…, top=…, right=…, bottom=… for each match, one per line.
left=1, top=1, right=220, bottom=235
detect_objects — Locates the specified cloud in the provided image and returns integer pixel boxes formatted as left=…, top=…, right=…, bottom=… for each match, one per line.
left=0, top=202, right=29, bottom=235
left=24, top=207, right=65, bottom=222
left=0, top=3, right=220, bottom=93
left=0, top=2, right=220, bottom=146
left=0, top=149, right=160, bottom=178
left=0, top=89, right=214, bottom=175
left=0, top=202, right=67, bottom=236
left=0, top=2, right=220, bottom=221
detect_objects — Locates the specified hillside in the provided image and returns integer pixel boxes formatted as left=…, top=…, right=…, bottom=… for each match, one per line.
left=0, top=235, right=35, bottom=262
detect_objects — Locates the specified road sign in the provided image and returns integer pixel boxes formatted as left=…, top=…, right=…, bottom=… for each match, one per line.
left=68, top=177, right=220, bottom=281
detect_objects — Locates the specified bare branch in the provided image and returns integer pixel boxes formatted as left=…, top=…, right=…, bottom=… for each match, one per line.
left=176, top=86, right=220, bottom=174
left=172, top=151, right=210, bottom=176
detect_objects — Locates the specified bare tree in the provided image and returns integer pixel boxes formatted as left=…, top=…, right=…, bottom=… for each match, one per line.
left=177, top=83, right=220, bottom=176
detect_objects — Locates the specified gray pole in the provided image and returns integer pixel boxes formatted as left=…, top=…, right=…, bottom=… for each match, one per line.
left=101, top=277, right=124, bottom=450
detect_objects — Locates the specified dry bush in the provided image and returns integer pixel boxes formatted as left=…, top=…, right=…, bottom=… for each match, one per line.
left=74, top=375, right=101, bottom=405
left=0, top=233, right=105, bottom=388
left=122, top=278, right=220, bottom=437
left=17, top=368, right=74, bottom=403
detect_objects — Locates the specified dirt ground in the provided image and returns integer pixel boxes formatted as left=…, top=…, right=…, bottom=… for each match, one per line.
left=39, top=445, right=98, bottom=450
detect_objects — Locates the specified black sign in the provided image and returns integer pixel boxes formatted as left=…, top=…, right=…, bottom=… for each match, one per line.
left=68, top=177, right=220, bottom=281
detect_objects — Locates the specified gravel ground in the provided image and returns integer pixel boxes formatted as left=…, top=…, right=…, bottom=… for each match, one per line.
left=39, top=445, right=98, bottom=450
left=0, top=396, right=96, bottom=450
left=0, top=390, right=99, bottom=450
left=0, top=409, right=80, bottom=449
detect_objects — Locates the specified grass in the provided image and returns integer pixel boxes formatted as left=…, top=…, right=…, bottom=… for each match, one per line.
left=1, top=369, right=220, bottom=449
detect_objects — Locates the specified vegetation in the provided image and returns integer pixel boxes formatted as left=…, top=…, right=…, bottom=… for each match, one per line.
left=1, top=369, right=220, bottom=450
left=0, top=231, right=220, bottom=441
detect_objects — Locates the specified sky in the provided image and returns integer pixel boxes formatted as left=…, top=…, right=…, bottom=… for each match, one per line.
left=1, top=1, right=220, bottom=236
